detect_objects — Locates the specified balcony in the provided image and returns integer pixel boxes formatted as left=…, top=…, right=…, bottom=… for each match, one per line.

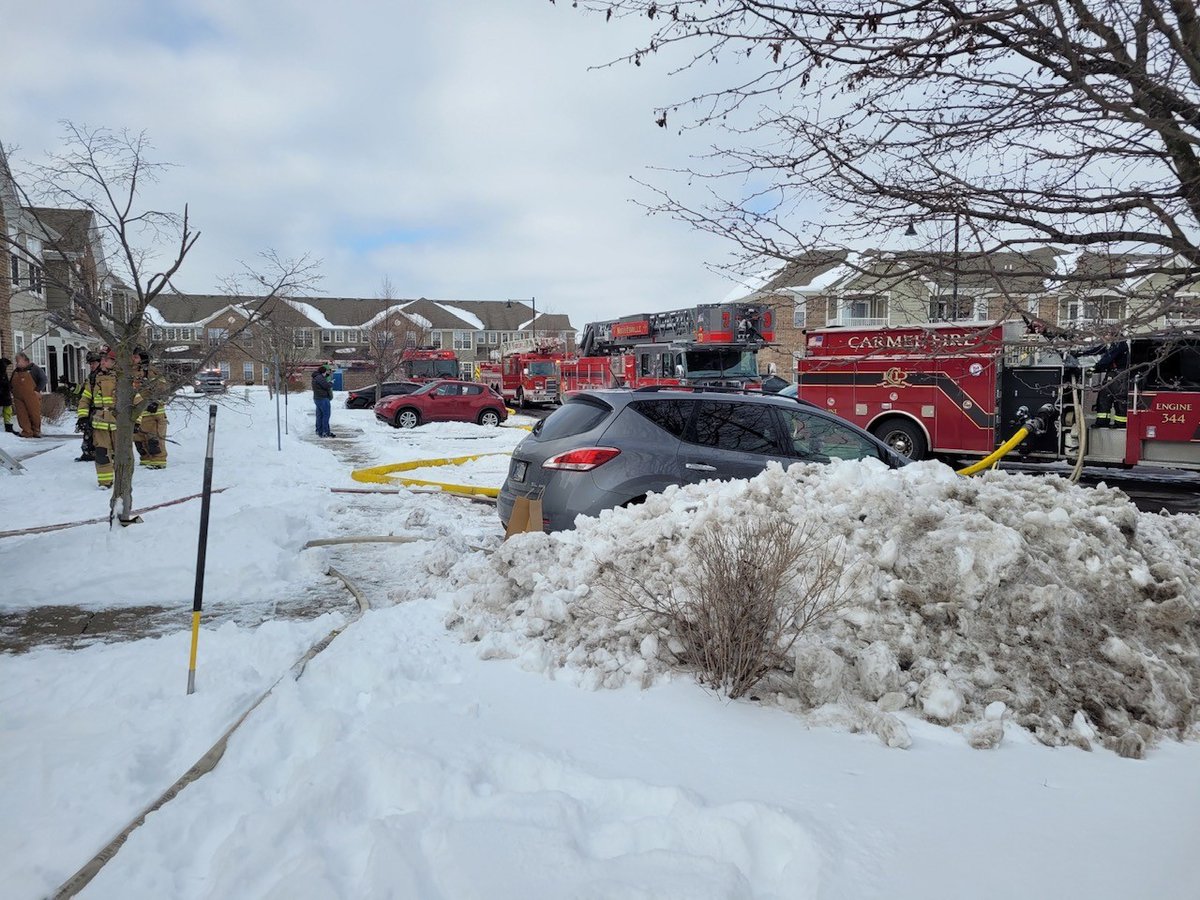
left=837, top=314, right=889, bottom=327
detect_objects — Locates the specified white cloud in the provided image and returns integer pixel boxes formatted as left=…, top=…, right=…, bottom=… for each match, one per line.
left=2, top=0, right=745, bottom=328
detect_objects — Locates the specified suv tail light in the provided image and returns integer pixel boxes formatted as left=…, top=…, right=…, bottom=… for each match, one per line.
left=542, top=447, right=621, bottom=471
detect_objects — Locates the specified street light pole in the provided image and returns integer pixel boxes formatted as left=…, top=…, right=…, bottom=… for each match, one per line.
left=952, top=211, right=961, bottom=313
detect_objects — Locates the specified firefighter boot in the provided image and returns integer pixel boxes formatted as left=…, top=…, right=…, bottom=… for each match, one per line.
left=140, top=414, right=168, bottom=468
left=92, top=431, right=115, bottom=488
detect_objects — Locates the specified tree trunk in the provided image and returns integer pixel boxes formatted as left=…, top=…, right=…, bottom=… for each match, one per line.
left=110, top=347, right=138, bottom=525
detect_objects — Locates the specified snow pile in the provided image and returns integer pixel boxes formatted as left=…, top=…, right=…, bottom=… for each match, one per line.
left=446, top=461, right=1200, bottom=756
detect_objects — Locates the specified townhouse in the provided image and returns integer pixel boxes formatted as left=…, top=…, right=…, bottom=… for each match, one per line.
left=2, top=149, right=109, bottom=387
left=145, top=294, right=575, bottom=389
left=728, top=248, right=1200, bottom=377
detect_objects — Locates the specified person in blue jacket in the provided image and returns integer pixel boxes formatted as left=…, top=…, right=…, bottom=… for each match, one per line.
left=311, top=364, right=336, bottom=438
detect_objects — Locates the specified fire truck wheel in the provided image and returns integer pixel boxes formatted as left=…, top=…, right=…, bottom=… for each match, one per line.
left=394, top=408, right=420, bottom=429
left=872, top=418, right=928, bottom=460
left=517, top=389, right=527, bottom=409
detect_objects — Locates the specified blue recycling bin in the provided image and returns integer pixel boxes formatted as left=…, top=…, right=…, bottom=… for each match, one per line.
left=331, top=369, right=344, bottom=390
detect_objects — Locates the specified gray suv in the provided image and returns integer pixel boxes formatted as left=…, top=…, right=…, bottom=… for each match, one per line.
left=498, top=388, right=908, bottom=532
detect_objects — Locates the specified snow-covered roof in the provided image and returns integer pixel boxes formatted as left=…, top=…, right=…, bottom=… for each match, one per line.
left=721, top=265, right=787, bottom=303
left=285, top=299, right=337, bottom=330
left=432, top=302, right=485, bottom=330
left=791, top=253, right=863, bottom=292
left=399, top=303, right=433, bottom=330
left=362, top=304, right=425, bottom=331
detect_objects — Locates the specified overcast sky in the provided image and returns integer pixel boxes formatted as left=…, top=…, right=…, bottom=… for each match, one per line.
left=1, top=0, right=762, bottom=328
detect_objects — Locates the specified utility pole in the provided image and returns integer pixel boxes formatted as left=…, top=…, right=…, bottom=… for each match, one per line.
left=952, top=211, right=961, bottom=314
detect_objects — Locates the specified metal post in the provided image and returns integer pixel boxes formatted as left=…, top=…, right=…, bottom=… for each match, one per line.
left=273, top=351, right=282, bottom=452
left=952, top=211, right=961, bottom=312
left=532, top=295, right=537, bottom=344
left=187, top=404, right=218, bottom=695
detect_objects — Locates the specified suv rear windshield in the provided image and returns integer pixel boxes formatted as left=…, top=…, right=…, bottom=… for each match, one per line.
left=535, top=396, right=613, bottom=440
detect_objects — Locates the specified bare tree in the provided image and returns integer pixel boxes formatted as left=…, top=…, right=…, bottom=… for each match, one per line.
left=565, top=0, right=1200, bottom=327
left=1, top=124, right=319, bottom=524
left=362, top=276, right=406, bottom=390
left=237, top=309, right=309, bottom=399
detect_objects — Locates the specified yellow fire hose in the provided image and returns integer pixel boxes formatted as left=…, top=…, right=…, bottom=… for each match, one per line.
left=351, top=452, right=509, bottom=497
left=956, top=427, right=1032, bottom=476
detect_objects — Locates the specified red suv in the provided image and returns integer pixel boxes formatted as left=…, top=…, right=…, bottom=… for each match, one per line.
left=375, top=380, right=508, bottom=429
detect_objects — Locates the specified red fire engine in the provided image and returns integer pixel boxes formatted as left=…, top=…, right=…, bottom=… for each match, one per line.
left=478, top=338, right=567, bottom=408
left=400, top=348, right=460, bottom=382
left=560, top=303, right=775, bottom=396
left=796, top=322, right=1200, bottom=470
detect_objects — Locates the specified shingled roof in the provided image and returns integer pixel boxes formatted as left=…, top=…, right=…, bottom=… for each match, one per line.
left=25, top=207, right=96, bottom=255
left=149, top=294, right=576, bottom=333
left=729, top=246, right=1121, bottom=299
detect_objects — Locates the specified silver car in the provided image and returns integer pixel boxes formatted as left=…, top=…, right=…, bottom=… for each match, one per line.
left=499, top=388, right=908, bottom=532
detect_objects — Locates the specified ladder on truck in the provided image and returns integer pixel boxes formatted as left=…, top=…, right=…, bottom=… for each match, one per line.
left=579, top=302, right=773, bottom=356
left=496, top=336, right=565, bottom=358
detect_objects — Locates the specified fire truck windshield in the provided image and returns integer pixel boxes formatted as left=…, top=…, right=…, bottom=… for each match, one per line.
left=410, top=360, right=460, bottom=378
left=684, top=349, right=757, bottom=379
left=527, top=361, right=556, bottom=376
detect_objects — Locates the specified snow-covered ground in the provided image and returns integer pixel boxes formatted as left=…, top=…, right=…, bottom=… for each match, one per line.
left=2, top=389, right=1198, bottom=899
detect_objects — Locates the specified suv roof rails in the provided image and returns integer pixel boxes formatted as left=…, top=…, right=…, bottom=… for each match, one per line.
left=631, top=384, right=767, bottom=395
left=628, top=383, right=822, bottom=408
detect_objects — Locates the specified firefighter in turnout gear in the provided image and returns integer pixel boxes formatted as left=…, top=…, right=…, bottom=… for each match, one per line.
left=77, top=349, right=122, bottom=488
left=133, top=349, right=169, bottom=468
left=1082, top=341, right=1131, bottom=428
left=74, top=351, right=103, bottom=462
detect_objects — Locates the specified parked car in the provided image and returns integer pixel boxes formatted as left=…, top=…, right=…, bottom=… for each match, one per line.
left=193, top=369, right=227, bottom=394
left=374, top=379, right=508, bottom=429
left=346, top=381, right=421, bottom=409
left=498, top=387, right=908, bottom=532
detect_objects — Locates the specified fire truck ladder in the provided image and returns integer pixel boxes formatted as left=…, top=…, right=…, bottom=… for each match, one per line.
left=497, top=336, right=565, bottom=357
left=579, top=303, right=771, bottom=356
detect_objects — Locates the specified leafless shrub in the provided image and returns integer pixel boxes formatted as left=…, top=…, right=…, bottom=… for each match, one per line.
left=600, top=518, right=855, bottom=698
left=40, top=393, right=66, bottom=423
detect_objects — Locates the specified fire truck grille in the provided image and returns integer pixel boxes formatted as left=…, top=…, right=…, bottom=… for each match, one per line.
left=545, top=378, right=559, bottom=394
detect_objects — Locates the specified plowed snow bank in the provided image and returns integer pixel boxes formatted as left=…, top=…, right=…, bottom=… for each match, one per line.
left=446, top=461, right=1200, bottom=756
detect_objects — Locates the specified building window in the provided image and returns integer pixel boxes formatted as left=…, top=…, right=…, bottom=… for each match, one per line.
left=15, top=332, right=25, bottom=353
left=219, top=361, right=231, bottom=378
left=9, top=253, right=18, bottom=286
left=208, top=327, right=229, bottom=346
left=243, top=362, right=255, bottom=383
left=334, top=329, right=345, bottom=343
left=153, top=328, right=164, bottom=341
left=262, top=363, right=272, bottom=382
left=320, top=329, right=333, bottom=343
left=476, top=331, right=487, bottom=346
left=929, top=295, right=977, bottom=322
left=293, top=328, right=314, bottom=348
left=347, top=330, right=358, bottom=344
left=792, top=300, right=806, bottom=329
left=453, top=330, right=473, bottom=350
left=838, top=294, right=888, bottom=326
left=29, top=265, right=43, bottom=295
left=1061, top=296, right=1125, bottom=324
